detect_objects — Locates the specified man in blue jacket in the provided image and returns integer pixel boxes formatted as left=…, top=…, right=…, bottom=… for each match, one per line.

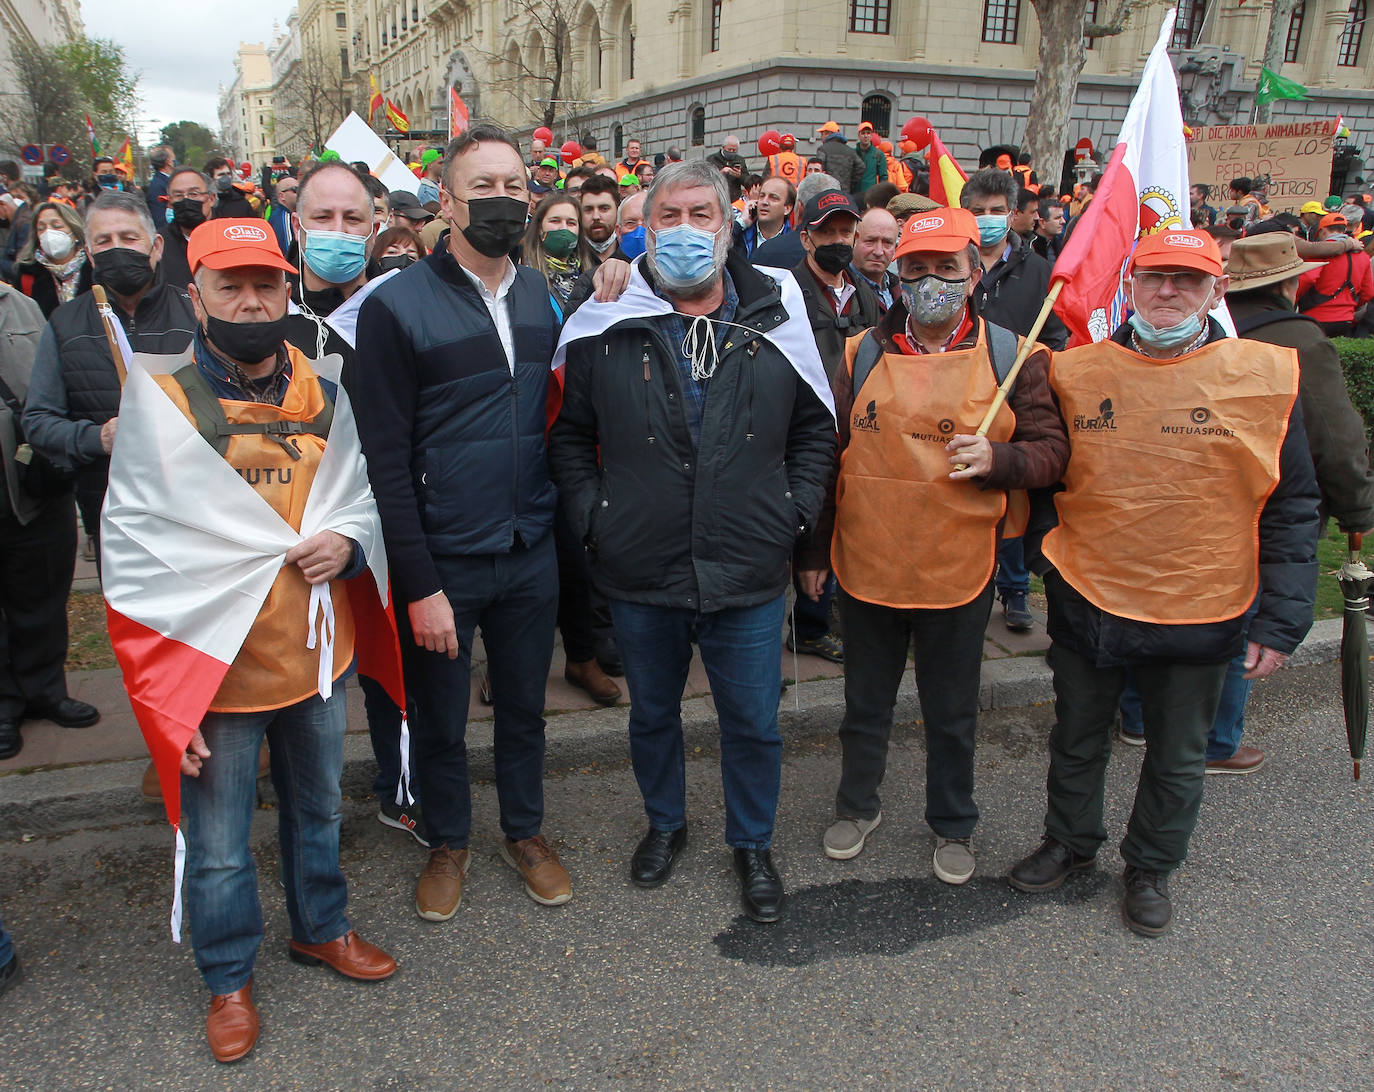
left=353, top=124, right=570, bottom=924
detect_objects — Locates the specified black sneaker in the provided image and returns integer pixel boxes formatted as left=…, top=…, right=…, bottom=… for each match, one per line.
left=786, top=631, right=844, bottom=663
left=1122, top=865, right=1172, bottom=936
left=1001, top=592, right=1033, bottom=632
left=379, top=798, right=431, bottom=848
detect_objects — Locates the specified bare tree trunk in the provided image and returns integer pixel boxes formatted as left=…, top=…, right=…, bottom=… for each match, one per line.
left=1023, top=0, right=1090, bottom=189
left=1255, top=0, right=1301, bottom=123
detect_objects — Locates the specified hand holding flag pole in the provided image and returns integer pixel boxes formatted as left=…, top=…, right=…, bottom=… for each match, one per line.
left=90, top=285, right=128, bottom=386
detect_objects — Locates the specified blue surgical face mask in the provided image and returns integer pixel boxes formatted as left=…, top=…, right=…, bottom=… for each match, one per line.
left=1128, top=307, right=1205, bottom=351
left=302, top=227, right=369, bottom=284
left=620, top=224, right=647, bottom=259
left=650, top=223, right=721, bottom=287
left=975, top=213, right=1010, bottom=248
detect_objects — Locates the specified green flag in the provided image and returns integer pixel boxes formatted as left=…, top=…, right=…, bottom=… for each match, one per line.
left=1257, top=67, right=1309, bottom=106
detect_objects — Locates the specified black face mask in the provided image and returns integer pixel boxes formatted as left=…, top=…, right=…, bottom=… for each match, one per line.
left=204, top=314, right=288, bottom=365
left=813, top=242, right=854, bottom=275
left=376, top=254, right=416, bottom=273
left=93, top=247, right=155, bottom=296
left=171, top=197, right=207, bottom=230
left=460, top=196, right=528, bottom=258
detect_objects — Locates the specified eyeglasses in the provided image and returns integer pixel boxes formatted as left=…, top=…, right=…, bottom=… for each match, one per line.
left=1132, top=270, right=1213, bottom=293
left=170, top=190, right=209, bottom=202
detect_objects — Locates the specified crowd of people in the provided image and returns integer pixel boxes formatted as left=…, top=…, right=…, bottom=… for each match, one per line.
left=0, top=114, right=1371, bottom=1064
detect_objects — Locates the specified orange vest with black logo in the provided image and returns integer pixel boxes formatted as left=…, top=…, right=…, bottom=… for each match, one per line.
left=766, top=151, right=802, bottom=186
left=831, top=325, right=1016, bottom=609
left=1043, top=338, right=1298, bottom=624
left=155, top=351, right=356, bottom=711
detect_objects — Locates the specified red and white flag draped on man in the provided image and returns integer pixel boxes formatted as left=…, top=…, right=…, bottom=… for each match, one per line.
left=101, top=355, right=402, bottom=937
left=1052, top=7, right=1194, bottom=345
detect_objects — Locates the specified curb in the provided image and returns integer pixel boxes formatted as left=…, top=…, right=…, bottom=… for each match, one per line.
left=0, top=617, right=1348, bottom=839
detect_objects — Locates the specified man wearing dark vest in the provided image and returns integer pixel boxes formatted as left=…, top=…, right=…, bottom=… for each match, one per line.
left=353, top=124, right=571, bottom=923
left=136, top=218, right=396, bottom=1062
left=797, top=208, right=1068, bottom=882
left=1008, top=230, right=1320, bottom=936
left=1198, top=233, right=1374, bottom=774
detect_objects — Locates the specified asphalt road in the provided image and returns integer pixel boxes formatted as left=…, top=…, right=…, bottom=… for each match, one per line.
left=0, top=662, right=1369, bottom=1091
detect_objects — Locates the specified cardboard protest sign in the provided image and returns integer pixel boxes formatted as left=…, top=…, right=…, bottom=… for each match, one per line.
left=1185, top=119, right=1337, bottom=213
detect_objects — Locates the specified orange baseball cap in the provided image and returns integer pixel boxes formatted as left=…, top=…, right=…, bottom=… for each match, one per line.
left=857, top=120, right=874, bottom=133
left=995, top=153, right=1013, bottom=169
left=1128, top=229, right=1224, bottom=276
left=1319, top=212, right=1349, bottom=230
left=895, top=207, right=980, bottom=258
left=187, top=218, right=296, bottom=276
left=817, top=121, right=841, bottom=134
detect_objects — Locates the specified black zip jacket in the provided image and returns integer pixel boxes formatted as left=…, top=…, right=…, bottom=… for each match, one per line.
left=973, top=232, right=1070, bottom=349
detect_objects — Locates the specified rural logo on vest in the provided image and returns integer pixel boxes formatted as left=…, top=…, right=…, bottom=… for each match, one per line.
left=1072, top=397, right=1117, bottom=432
left=852, top=399, right=880, bottom=432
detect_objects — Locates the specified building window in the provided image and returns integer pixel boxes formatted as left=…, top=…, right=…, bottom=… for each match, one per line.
left=849, top=0, right=891, bottom=35
left=710, top=0, right=722, bottom=52
left=341, top=47, right=350, bottom=78
left=1284, top=3, right=1305, bottom=63
left=1084, top=0, right=1097, bottom=50
left=336, top=12, right=346, bottom=27
left=1339, top=0, right=1365, bottom=66
left=981, top=0, right=1020, bottom=44
left=612, top=123, right=624, bottom=158
left=622, top=8, right=635, bottom=80
left=1171, top=0, right=1206, bottom=50
left=690, top=105, right=705, bottom=146
left=412, top=2, right=419, bottom=23
left=860, top=94, right=892, bottom=136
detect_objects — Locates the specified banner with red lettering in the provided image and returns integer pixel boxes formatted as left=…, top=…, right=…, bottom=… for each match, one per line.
left=1185, top=119, right=1338, bottom=215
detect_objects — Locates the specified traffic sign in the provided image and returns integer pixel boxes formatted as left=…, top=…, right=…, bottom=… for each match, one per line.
left=49, top=145, right=70, bottom=165
left=21, top=144, right=42, bottom=165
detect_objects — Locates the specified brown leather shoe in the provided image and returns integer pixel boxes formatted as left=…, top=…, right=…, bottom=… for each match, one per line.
left=206, top=980, right=258, bottom=1063
left=1205, top=745, right=1266, bottom=775
left=415, top=846, right=469, bottom=921
left=501, top=835, right=572, bottom=906
left=564, top=659, right=622, bottom=706
left=140, top=760, right=162, bottom=803
left=289, top=929, right=396, bottom=981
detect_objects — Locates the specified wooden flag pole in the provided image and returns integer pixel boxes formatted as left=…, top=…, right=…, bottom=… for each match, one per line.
left=91, top=284, right=128, bottom=387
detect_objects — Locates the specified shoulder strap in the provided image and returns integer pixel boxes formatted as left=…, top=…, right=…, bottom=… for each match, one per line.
left=851, top=330, right=883, bottom=397
left=172, top=362, right=334, bottom=458
left=984, top=320, right=1019, bottom=389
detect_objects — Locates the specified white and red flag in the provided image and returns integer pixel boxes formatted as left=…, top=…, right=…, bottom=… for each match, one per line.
left=1052, top=7, right=1192, bottom=345
left=101, top=356, right=401, bottom=937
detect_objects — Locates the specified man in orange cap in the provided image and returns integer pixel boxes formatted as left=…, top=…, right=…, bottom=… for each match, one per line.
left=798, top=207, right=1068, bottom=884
left=763, top=133, right=803, bottom=187
left=1008, top=228, right=1320, bottom=937
left=1295, top=212, right=1374, bottom=336
left=855, top=120, right=888, bottom=192
left=816, top=120, right=863, bottom=195
left=139, top=218, right=396, bottom=1061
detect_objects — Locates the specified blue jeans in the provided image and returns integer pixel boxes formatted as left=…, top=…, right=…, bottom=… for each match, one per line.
left=181, top=690, right=350, bottom=995
left=995, top=536, right=1029, bottom=598
left=0, top=910, right=12, bottom=967
left=399, top=536, right=558, bottom=849
left=1120, top=600, right=1257, bottom=761
left=610, top=594, right=786, bottom=849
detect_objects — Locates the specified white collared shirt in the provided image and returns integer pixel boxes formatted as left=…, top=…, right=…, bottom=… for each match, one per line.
left=460, top=259, right=518, bottom=374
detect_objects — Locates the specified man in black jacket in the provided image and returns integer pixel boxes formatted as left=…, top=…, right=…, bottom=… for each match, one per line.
left=157, top=168, right=214, bottom=290
left=1008, top=230, right=1320, bottom=938
left=549, top=159, right=836, bottom=923
left=816, top=123, right=863, bottom=196
left=24, top=191, right=195, bottom=570
left=353, top=125, right=571, bottom=925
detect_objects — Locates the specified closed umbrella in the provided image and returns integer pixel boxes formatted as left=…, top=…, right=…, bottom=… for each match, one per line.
left=1337, top=532, right=1370, bottom=780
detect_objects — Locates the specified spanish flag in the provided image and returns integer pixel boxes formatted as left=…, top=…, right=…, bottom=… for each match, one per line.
left=117, top=137, right=134, bottom=175
left=926, top=132, right=966, bottom=207
left=368, top=73, right=383, bottom=119
left=385, top=99, right=410, bottom=134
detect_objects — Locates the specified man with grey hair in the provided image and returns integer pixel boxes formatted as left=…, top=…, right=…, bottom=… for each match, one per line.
left=25, top=190, right=195, bottom=571
left=549, top=158, right=837, bottom=923
left=158, top=167, right=214, bottom=289
left=707, top=134, right=750, bottom=202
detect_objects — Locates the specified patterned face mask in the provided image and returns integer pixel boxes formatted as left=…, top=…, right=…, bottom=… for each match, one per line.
left=901, top=273, right=967, bottom=327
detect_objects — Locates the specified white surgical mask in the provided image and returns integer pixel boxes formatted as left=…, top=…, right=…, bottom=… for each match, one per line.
left=40, top=229, right=75, bottom=260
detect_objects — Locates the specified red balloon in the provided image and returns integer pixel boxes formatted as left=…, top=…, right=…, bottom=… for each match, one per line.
left=901, top=116, right=934, bottom=151
left=560, top=140, right=582, bottom=164
left=757, top=129, right=782, bottom=156
left=533, top=126, right=553, bottom=144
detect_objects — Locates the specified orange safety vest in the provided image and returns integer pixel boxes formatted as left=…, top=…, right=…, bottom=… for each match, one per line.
left=766, top=151, right=802, bottom=186
left=155, top=350, right=357, bottom=712
left=886, top=155, right=910, bottom=192
left=615, top=157, right=646, bottom=181
left=831, top=324, right=1017, bottom=610
left=1043, top=338, right=1298, bottom=625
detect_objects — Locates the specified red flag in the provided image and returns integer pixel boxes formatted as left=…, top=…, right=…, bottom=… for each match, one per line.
left=449, top=88, right=469, bottom=140
left=1051, top=8, right=1192, bottom=345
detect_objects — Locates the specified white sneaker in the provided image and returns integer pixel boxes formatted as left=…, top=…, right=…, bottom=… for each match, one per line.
left=933, top=837, right=976, bottom=885
left=823, top=812, right=882, bottom=860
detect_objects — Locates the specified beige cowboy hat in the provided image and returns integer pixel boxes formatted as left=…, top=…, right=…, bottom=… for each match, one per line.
left=1225, top=232, right=1323, bottom=292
